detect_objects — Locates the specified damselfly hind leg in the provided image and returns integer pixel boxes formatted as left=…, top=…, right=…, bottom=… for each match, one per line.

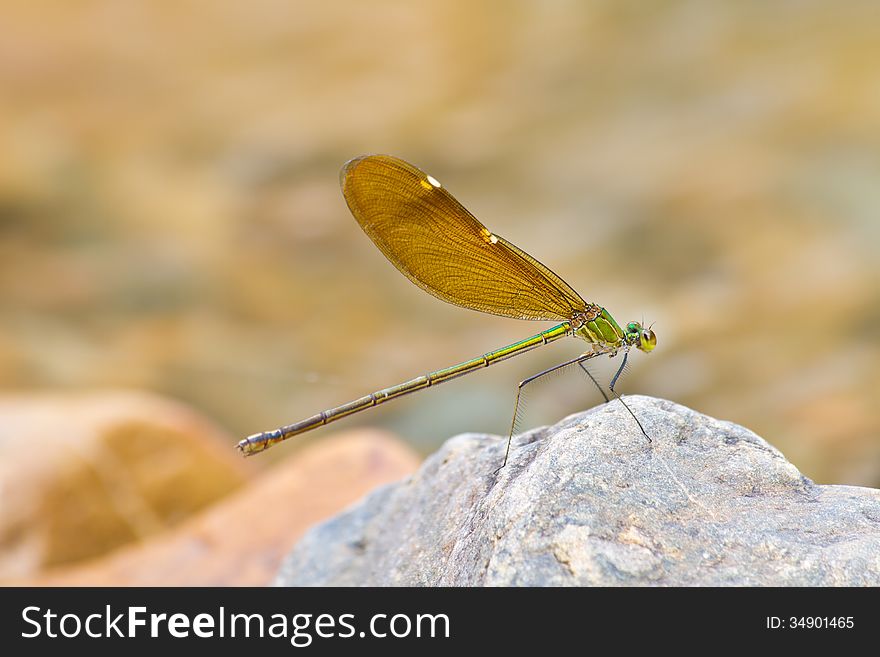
left=494, top=352, right=603, bottom=475
left=493, top=350, right=652, bottom=475
left=579, top=361, right=609, bottom=403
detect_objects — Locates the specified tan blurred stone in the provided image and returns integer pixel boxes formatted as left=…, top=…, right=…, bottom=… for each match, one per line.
left=0, top=391, right=249, bottom=578
left=14, top=430, right=420, bottom=586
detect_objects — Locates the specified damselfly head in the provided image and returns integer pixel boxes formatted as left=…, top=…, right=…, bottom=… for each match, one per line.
left=626, top=322, right=657, bottom=353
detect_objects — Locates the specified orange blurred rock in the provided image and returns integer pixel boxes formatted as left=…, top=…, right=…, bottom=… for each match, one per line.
left=0, top=391, right=248, bottom=579
left=15, top=430, right=420, bottom=586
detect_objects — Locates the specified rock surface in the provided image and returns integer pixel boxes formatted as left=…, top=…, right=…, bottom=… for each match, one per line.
left=275, top=396, right=880, bottom=586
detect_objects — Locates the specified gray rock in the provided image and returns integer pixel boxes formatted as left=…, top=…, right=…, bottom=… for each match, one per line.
left=274, top=396, right=880, bottom=586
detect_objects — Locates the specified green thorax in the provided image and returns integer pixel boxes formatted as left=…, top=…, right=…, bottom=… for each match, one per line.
left=573, top=307, right=626, bottom=347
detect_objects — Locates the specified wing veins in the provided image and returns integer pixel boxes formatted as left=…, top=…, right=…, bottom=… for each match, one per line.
left=341, top=155, right=588, bottom=321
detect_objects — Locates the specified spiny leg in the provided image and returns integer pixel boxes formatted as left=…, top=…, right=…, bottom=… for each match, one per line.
left=609, top=349, right=630, bottom=392
left=608, top=350, right=651, bottom=443
left=495, top=352, right=602, bottom=474
left=578, top=360, right=609, bottom=403
left=508, top=355, right=596, bottom=439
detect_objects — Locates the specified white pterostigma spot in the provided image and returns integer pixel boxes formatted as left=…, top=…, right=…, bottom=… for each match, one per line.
left=426, top=174, right=441, bottom=188
left=480, top=228, right=499, bottom=244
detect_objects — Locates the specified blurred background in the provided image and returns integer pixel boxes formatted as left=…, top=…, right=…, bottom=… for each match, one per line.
left=1, top=0, right=879, bottom=582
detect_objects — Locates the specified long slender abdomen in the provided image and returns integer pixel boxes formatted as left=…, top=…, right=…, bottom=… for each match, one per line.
left=236, top=322, right=572, bottom=455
